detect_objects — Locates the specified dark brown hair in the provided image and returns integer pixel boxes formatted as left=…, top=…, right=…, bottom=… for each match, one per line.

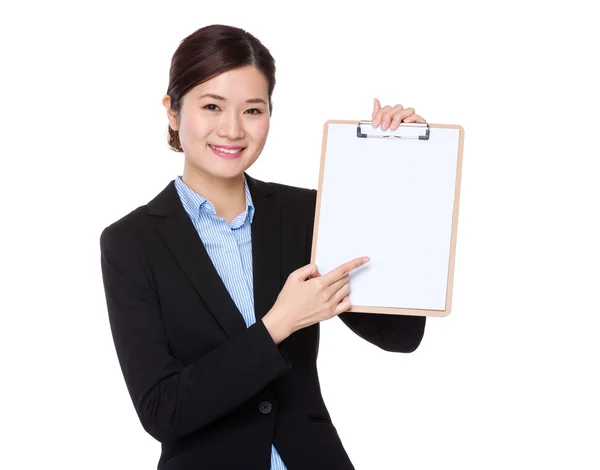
left=165, top=24, right=276, bottom=152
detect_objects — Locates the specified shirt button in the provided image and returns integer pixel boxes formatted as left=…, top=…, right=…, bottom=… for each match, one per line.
left=259, top=401, right=272, bottom=414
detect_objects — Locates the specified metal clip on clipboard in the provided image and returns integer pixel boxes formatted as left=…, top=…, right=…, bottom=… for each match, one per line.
left=357, top=121, right=430, bottom=140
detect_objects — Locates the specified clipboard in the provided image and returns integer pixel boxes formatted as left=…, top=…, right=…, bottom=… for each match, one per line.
left=310, top=120, right=465, bottom=317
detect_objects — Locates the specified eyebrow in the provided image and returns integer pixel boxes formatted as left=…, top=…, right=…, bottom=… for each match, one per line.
left=197, top=93, right=267, bottom=105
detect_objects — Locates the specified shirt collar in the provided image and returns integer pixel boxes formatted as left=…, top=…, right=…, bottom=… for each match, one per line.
left=174, top=175, right=255, bottom=225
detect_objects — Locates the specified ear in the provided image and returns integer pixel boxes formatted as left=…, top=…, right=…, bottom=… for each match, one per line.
left=162, top=94, right=179, bottom=131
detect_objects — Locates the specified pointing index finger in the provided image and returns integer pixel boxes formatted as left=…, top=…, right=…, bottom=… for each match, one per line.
left=324, top=257, right=370, bottom=285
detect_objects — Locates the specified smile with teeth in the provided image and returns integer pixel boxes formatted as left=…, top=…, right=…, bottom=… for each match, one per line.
left=209, top=144, right=245, bottom=154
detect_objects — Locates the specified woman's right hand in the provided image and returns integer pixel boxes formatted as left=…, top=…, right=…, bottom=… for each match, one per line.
left=262, top=256, right=370, bottom=344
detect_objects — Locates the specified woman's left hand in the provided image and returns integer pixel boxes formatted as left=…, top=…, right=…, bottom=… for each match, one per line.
left=371, top=98, right=427, bottom=130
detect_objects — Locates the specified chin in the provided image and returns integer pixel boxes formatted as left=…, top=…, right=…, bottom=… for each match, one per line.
left=186, top=154, right=251, bottom=179
left=208, top=163, right=251, bottom=180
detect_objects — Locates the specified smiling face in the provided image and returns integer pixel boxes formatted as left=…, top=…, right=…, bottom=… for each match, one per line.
left=163, top=65, right=271, bottom=182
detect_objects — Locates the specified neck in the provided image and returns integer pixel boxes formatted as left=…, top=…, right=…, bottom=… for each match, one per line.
left=182, top=164, right=246, bottom=222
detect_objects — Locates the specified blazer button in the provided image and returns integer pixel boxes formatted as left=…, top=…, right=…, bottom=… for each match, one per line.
left=259, top=401, right=272, bottom=414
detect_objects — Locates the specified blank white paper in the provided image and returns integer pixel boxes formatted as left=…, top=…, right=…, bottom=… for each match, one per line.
left=314, top=123, right=460, bottom=311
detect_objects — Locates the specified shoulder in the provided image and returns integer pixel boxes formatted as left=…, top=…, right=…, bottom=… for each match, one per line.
left=100, top=204, right=150, bottom=252
left=100, top=179, right=174, bottom=249
left=100, top=177, right=180, bottom=246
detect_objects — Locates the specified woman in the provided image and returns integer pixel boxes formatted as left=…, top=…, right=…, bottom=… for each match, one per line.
left=100, top=24, right=427, bottom=470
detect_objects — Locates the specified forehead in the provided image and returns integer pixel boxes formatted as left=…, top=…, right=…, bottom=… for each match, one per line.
left=189, top=66, right=268, bottom=101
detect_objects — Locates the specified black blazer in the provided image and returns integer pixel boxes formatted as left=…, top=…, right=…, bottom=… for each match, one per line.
left=99, top=173, right=426, bottom=470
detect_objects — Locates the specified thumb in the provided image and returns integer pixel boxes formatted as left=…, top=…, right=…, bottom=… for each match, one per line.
left=372, top=98, right=381, bottom=120
left=296, top=263, right=320, bottom=281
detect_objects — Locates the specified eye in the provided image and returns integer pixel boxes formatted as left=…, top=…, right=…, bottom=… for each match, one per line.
left=203, top=104, right=263, bottom=115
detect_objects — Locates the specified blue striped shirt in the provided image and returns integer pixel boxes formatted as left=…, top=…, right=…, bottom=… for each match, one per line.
left=174, top=175, right=287, bottom=470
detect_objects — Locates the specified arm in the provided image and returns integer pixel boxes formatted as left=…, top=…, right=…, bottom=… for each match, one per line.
left=99, top=227, right=291, bottom=443
left=338, top=311, right=426, bottom=353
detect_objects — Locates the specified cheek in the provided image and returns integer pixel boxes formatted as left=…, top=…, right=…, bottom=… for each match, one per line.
left=251, top=119, right=270, bottom=141
left=179, top=113, right=211, bottom=140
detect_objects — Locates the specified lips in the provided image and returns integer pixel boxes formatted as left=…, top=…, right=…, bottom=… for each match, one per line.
left=209, top=144, right=246, bottom=158
left=209, top=144, right=245, bottom=150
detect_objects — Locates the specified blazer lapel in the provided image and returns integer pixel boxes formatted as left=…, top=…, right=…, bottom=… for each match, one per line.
left=246, top=174, right=282, bottom=324
left=147, top=172, right=281, bottom=339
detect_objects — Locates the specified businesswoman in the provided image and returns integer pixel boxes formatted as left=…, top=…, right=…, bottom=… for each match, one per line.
left=100, top=24, right=427, bottom=470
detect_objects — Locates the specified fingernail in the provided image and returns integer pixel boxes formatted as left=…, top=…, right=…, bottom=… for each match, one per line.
left=363, top=257, right=370, bottom=263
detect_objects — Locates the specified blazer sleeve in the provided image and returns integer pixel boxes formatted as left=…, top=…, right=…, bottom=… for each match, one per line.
left=337, top=311, right=426, bottom=353
left=99, top=226, right=291, bottom=443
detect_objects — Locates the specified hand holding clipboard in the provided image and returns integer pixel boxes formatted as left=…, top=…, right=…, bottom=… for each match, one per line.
left=370, top=97, right=427, bottom=128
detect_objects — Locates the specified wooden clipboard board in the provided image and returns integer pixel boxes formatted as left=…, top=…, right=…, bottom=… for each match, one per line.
left=310, top=120, right=465, bottom=317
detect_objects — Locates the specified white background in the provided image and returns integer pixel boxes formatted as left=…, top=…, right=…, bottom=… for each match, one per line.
left=2, top=1, right=599, bottom=469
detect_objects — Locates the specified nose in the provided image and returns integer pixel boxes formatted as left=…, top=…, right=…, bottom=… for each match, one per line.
left=216, top=111, right=245, bottom=141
